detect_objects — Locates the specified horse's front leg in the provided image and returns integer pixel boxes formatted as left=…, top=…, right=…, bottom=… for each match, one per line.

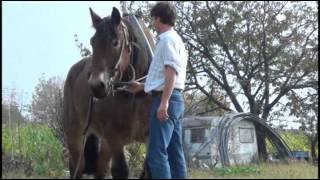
left=67, top=129, right=86, bottom=179
left=94, top=140, right=112, bottom=179
left=111, top=145, right=129, bottom=179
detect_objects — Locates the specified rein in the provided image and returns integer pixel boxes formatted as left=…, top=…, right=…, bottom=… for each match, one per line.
left=73, top=95, right=94, bottom=179
left=106, top=20, right=147, bottom=96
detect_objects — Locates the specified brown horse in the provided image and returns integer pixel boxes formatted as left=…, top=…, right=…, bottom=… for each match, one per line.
left=63, top=7, right=155, bottom=178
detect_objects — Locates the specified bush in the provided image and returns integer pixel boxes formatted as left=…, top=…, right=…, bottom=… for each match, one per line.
left=266, top=130, right=315, bottom=160
left=125, top=142, right=147, bottom=178
left=2, top=122, right=66, bottom=177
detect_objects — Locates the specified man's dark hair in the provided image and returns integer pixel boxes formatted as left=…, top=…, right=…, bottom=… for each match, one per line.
left=150, top=2, right=176, bottom=26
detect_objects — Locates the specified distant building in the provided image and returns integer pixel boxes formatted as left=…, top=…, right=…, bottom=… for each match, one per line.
left=182, top=113, right=292, bottom=167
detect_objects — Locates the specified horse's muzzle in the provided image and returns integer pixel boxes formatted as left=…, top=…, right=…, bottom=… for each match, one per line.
left=90, top=81, right=107, bottom=99
left=88, top=74, right=107, bottom=99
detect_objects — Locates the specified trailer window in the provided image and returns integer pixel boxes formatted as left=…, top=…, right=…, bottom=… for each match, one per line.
left=239, top=128, right=254, bottom=143
left=191, top=128, right=205, bottom=143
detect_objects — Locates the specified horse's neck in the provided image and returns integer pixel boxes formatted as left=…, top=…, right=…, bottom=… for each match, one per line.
left=123, top=16, right=152, bottom=79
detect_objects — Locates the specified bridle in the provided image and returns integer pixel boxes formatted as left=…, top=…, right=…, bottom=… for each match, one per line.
left=106, top=20, right=146, bottom=96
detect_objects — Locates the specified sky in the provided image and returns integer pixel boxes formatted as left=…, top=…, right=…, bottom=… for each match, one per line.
left=2, top=1, right=121, bottom=105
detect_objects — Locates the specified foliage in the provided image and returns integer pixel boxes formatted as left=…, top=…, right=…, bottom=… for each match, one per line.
left=281, top=131, right=311, bottom=151
left=2, top=123, right=66, bottom=177
left=184, top=91, right=230, bottom=116
left=74, top=34, right=91, bottom=58
left=29, top=74, right=65, bottom=146
left=120, top=1, right=155, bottom=31
left=124, top=142, right=147, bottom=178
left=266, top=130, right=318, bottom=158
left=30, top=74, right=63, bottom=122
left=2, top=88, right=27, bottom=124
left=2, top=103, right=26, bottom=124
left=285, top=87, right=318, bottom=162
left=2, top=122, right=318, bottom=178
left=214, top=165, right=261, bottom=176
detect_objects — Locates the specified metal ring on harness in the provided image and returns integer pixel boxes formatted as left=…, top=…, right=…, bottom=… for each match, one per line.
left=110, top=63, right=136, bottom=88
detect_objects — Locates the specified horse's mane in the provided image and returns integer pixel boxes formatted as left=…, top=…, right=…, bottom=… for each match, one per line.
left=94, top=13, right=154, bottom=79
left=122, top=15, right=154, bottom=77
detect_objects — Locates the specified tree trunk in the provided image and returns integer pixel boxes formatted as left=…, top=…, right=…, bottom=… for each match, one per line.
left=256, top=125, right=268, bottom=161
left=310, top=135, right=318, bottom=164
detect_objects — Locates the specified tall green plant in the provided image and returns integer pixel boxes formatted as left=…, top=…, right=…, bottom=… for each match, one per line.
left=2, top=123, right=66, bottom=177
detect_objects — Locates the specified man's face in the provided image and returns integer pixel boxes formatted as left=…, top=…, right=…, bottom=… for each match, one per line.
left=152, top=16, right=160, bottom=33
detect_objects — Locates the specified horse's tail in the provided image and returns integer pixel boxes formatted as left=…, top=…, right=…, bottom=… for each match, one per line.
left=83, top=134, right=99, bottom=174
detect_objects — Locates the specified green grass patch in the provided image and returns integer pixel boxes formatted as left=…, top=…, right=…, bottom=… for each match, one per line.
left=214, top=165, right=261, bottom=176
left=2, top=123, right=66, bottom=178
left=189, top=162, right=318, bottom=179
left=2, top=123, right=318, bottom=179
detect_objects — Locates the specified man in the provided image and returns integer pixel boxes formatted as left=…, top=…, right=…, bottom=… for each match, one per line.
left=125, top=2, right=188, bottom=179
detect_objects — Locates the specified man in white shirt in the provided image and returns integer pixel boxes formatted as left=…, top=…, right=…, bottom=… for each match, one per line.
left=125, top=2, right=187, bottom=179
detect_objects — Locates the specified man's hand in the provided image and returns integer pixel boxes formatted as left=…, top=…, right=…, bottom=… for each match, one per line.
left=121, top=81, right=144, bottom=94
left=157, top=101, right=169, bottom=122
left=157, top=66, right=176, bottom=122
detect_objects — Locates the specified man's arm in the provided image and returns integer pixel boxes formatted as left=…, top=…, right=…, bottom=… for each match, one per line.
left=157, top=65, right=177, bottom=122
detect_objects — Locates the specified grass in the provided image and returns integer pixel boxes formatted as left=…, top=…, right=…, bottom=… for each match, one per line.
left=189, top=161, right=318, bottom=179
left=3, top=161, right=318, bottom=179
left=1, top=170, right=57, bottom=179
left=2, top=122, right=318, bottom=179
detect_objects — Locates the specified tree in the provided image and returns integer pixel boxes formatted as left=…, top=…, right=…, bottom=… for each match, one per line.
left=2, top=102, right=25, bottom=125
left=74, top=34, right=91, bottom=58
left=29, top=74, right=65, bottom=145
left=184, top=91, right=229, bottom=116
left=121, top=1, right=231, bottom=116
left=176, top=1, right=318, bottom=161
left=2, top=88, right=26, bottom=124
left=123, top=1, right=318, bottom=161
left=287, top=87, right=318, bottom=163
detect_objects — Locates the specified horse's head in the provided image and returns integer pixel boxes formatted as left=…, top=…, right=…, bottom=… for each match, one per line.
left=88, top=7, right=131, bottom=98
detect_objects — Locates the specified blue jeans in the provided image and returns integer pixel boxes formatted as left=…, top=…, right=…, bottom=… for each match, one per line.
left=146, top=89, right=187, bottom=179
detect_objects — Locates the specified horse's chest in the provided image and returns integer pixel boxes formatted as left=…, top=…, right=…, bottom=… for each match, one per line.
left=91, top=97, right=150, bottom=140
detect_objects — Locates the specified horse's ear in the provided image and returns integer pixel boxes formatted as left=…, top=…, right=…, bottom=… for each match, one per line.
left=111, top=7, right=121, bottom=26
left=89, top=8, right=102, bottom=29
